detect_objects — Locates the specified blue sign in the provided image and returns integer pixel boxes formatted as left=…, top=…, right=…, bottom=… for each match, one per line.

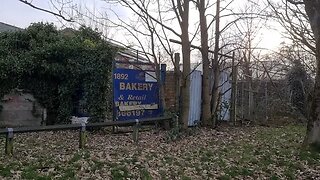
left=113, top=68, right=162, bottom=120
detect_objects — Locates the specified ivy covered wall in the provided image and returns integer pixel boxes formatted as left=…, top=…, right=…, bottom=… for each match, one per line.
left=0, top=23, right=117, bottom=124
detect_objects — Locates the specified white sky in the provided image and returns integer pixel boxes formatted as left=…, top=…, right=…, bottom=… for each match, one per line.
left=0, top=0, right=69, bottom=28
left=1, top=0, right=285, bottom=51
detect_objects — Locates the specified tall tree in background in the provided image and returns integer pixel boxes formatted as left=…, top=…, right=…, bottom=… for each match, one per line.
left=268, top=0, right=315, bottom=56
left=211, top=0, right=221, bottom=126
left=103, top=0, right=192, bottom=129
left=300, top=0, right=320, bottom=146
left=222, top=0, right=268, bottom=121
left=197, top=0, right=211, bottom=126
left=237, top=3, right=266, bottom=121
left=178, top=0, right=191, bottom=129
left=281, top=0, right=320, bottom=146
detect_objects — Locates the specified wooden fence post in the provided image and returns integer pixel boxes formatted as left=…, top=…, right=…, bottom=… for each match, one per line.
left=133, top=119, right=139, bottom=144
left=5, top=128, right=13, bottom=155
left=0, top=117, right=172, bottom=151
left=79, top=123, right=86, bottom=149
left=174, top=114, right=179, bottom=128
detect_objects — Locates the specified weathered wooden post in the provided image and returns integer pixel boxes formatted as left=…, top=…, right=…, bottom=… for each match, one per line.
left=174, top=53, right=181, bottom=114
left=133, top=119, right=139, bottom=143
left=79, top=123, right=86, bottom=149
left=174, top=114, right=179, bottom=128
left=264, top=81, right=268, bottom=124
left=5, top=128, right=13, bottom=155
left=161, top=64, right=170, bottom=130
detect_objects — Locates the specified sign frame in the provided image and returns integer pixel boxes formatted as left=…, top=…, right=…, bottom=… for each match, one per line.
left=113, top=61, right=162, bottom=121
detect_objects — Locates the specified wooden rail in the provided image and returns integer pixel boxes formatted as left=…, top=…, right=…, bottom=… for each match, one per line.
left=0, top=116, right=172, bottom=155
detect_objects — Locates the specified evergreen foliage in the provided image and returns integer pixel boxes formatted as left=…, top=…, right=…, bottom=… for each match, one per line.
left=286, top=60, right=313, bottom=116
left=0, top=23, right=117, bottom=124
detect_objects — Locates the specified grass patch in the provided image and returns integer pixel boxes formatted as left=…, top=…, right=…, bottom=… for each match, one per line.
left=92, top=160, right=105, bottom=172
left=217, top=175, right=231, bottom=180
left=299, top=148, right=320, bottom=164
left=140, top=168, right=152, bottom=180
left=284, top=168, right=295, bottom=180
left=0, top=124, right=318, bottom=179
left=0, top=165, right=12, bottom=177
left=69, top=153, right=82, bottom=163
left=21, top=165, right=52, bottom=180
left=240, top=167, right=254, bottom=176
left=69, top=150, right=90, bottom=164
left=270, top=175, right=280, bottom=180
left=61, top=168, right=76, bottom=180
left=159, top=170, right=168, bottom=180
left=163, top=155, right=174, bottom=164
left=110, top=164, right=130, bottom=180
left=181, top=175, right=192, bottom=180
left=200, top=150, right=214, bottom=162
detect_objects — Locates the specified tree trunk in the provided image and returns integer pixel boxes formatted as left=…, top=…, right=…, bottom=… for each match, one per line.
left=211, top=0, right=221, bottom=127
left=199, top=0, right=211, bottom=126
left=248, top=78, right=254, bottom=119
left=180, top=1, right=191, bottom=130
left=230, top=52, right=237, bottom=125
left=305, top=56, right=320, bottom=146
left=303, top=0, right=320, bottom=146
left=247, top=40, right=254, bottom=120
left=243, top=38, right=253, bottom=120
left=211, top=65, right=220, bottom=125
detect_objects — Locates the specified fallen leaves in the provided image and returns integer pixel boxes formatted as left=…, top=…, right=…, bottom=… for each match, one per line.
left=0, top=125, right=319, bottom=179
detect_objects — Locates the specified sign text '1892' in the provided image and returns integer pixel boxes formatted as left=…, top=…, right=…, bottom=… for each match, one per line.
left=114, top=73, right=128, bottom=80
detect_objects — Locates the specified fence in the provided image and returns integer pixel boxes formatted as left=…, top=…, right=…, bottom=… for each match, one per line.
left=0, top=116, right=172, bottom=155
left=235, top=79, right=296, bottom=124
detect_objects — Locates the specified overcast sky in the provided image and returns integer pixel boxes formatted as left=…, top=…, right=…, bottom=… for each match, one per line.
left=1, top=0, right=126, bottom=28
left=1, top=0, right=58, bottom=28
left=1, top=0, right=284, bottom=51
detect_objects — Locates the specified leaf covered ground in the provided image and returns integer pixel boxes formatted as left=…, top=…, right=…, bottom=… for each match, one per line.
left=0, top=125, right=319, bottom=179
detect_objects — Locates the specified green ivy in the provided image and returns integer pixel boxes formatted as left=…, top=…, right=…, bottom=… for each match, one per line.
left=0, top=23, right=117, bottom=124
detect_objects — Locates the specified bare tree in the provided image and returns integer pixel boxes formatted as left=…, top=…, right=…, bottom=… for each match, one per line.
left=218, top=0, right=269, bottom=121
left=18, top=0, right=74, bottom=22
left=104, top=0, right=191, bottom=129
left=267, top=0, right=316, bottom=56
left=277, top=0, right=320, bottom=147
left=211, top=0, right=221, bottom=126
left=194, top=0, right=211, bottom=126
left=300, top=0, right=320, bottom=147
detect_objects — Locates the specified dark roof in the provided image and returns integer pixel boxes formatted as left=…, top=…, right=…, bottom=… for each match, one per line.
left=0, top=22, right=22, bottom=32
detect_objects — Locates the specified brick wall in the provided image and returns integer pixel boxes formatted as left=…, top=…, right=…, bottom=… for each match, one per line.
left=164, top=71, right=178, bottom=112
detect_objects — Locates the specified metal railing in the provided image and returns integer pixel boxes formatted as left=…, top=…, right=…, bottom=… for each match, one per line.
left=0, top=116, right=172, bottom=155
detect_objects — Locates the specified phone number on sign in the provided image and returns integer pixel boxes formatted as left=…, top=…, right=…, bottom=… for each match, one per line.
left=117, top=110, right=145, bottom=117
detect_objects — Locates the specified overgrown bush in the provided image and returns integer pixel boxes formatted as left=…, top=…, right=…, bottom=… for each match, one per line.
left=0, top=23, right=117, bottom=124
left=286, top=60, right=313, bottom=117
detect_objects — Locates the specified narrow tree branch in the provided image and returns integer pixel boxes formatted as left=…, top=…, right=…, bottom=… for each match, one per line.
left=286, top=0, right=304, bottom=5
left=18, top=0, right=74, bottom=22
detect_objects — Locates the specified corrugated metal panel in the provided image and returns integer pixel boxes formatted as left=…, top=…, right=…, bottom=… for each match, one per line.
left=220, top=70, right=232, bottom=121
left=188, top=70, right=202, bottom=126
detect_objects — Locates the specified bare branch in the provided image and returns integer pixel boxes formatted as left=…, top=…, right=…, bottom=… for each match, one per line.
left=286, top=0, right=304, bottom=5
left=18, top=0, right=74, bottom=22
